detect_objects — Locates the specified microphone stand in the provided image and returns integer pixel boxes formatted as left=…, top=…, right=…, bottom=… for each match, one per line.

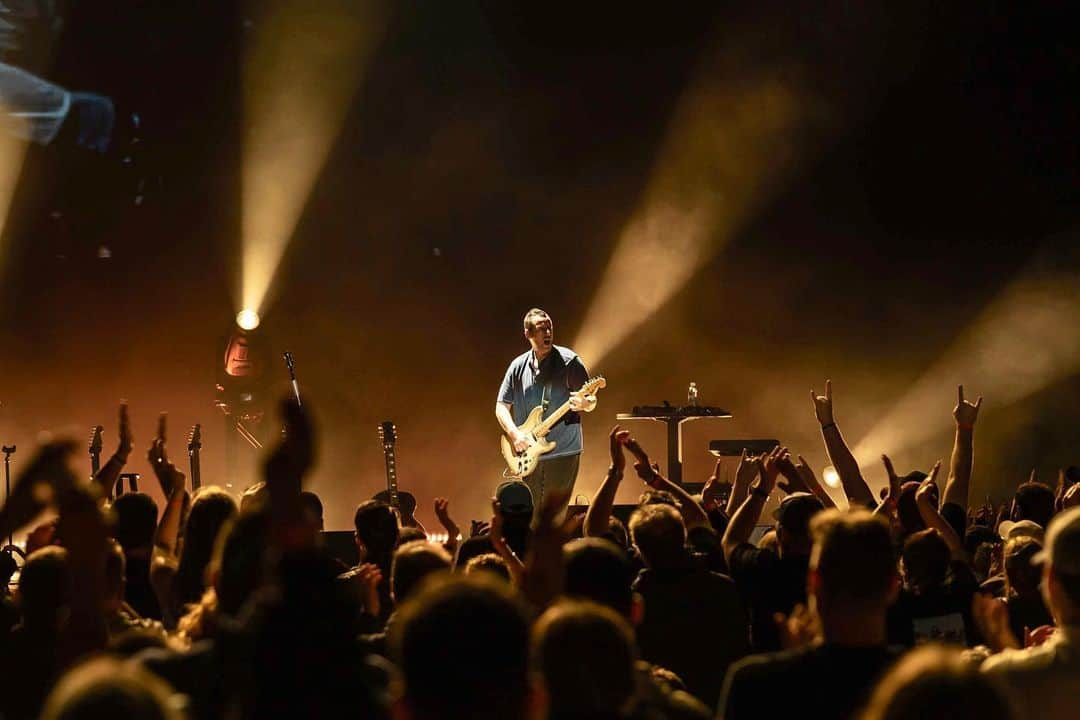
left=2, top=445, right=14, bottom=546
left=284, top=352, right=302, bottom=407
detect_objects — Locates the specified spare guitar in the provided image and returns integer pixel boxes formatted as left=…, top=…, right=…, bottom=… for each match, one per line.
left=500, top=375, right=607, bottom=478
left=187, top=424, right=202, bottom=491
left=373, top=421, right=420, bottom=528
left=88, top=425, right=104, bottom=480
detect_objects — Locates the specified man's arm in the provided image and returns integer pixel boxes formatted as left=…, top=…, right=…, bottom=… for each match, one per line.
left=584, top=426, right=629, bottom=537
left=915, top=461, right=968, bottom=562
left=496, top=402, right=531, bottom=454
left=777, top=452, right=837, bottom=509
left=722, top=447, right=781, bottom=564
left=623, top=437, right=710, bottom=530
left=811, top=380, right=875, bottom=507
left=91, top=402, right=133, bottom=499
left=725, top=449, right=757, bottom=518
left=944, top=385, right=981, bottom=509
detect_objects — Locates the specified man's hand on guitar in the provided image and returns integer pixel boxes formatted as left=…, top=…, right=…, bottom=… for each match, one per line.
left=510, top=429, right=533, bottom=454
left=569, top=392, right=597, bottom=413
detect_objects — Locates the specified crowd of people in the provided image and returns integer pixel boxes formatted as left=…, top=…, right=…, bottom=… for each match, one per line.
left=0, top=382, right=1077, bottom=719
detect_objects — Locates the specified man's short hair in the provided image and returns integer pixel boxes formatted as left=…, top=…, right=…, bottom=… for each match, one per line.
left=40, top=656, right=183, bottom=720
left=353, top=500, right=399, bottom=558
left=391, top=575, right=532, bottom=720
left=464, top=553, right=510, bottom=581
left=531, top=601, right=637, bottom=718
left=564, top=538, right=636, bottom=617
left=1004, top=536, right=1043, bottom=595
left=19, top=546, right=69, bottom=626
left=1014, top=482, right=1055, bottom=529
left=523, top=308, right=550, bottom=332
left=629, top=503, right=686, bottom=569
left=392, top=540, right=452, bottom=603
left=901, top=529, right=951, bottom=592
left=811, top=509, right=896, bottom=607
left=110, top=493, right=159, bottom=552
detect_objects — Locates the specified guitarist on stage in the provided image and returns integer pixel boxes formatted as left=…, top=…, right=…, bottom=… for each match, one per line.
left=496, top=308, right=597, bottom=511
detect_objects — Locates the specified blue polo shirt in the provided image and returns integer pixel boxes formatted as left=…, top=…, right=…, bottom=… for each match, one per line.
left=497, top=345, right=590, bottom=459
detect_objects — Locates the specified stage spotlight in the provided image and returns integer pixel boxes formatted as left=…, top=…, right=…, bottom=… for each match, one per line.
left=0, top=113, right=29, bottom=273
left=240, top=0, right=385, bottom=317
left=852, top=240, right=1080, bottom=468
left=236, top=309, right=261, bottom=331
left=573, top=40, right=819, bottom=368
left=822, top=466, right=841, bottom=489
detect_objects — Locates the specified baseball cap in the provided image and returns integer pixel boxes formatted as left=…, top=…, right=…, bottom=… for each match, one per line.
left=771, top=492, right=824, bottom=535
left=1033, top=506, right=1080, bottom=574
left=496, top=480, right=534, bottom=515
left=998, top=519, right=1044, bottom=542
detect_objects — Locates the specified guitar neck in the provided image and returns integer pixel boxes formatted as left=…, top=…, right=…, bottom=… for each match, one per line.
left=535, top=398, right=576, bottom=437
left=383, top=446, right=399, bottom=508
left=90, top=452, right=101, bottom=478
left=189, top=450, right=201, bottom=490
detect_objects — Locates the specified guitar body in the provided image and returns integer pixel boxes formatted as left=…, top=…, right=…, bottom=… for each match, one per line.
left=500, top=406, right=557, bottom=478
left=373, top=489, right=418, bottom=526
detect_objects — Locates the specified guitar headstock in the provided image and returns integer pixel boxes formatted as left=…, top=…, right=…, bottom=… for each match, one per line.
left=580, top=375, right=607, bottom=394
left=378, top=421, right=397, bottom=448
left=187, top=424, right=202, bottom=452
left=88, top=425, right=104, bottom=455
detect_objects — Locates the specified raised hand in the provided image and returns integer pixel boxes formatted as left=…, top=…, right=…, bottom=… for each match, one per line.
left=881, top=455, right=902, bottom=505
left=622, top=435, right=659, bottom=485
left=810, top=380, right=834, bottom=426
left=776, top=451, right=810, bottom=495
left=752, top=445, right=785, bottom=496
left=434, top=497, right=460, bottom=541
left=489, top=498, right=524, bottom=585
left=147, top=413, right=186, bottom=496
left=116, top=402, right=134, bottom=460
left=953, top=385, right=983, bottom=429
left=734, top=449, right=758, bottom=489
left=773, top=603, right=820, bottom=650
left=915, top=460, right=943, bottom=507
left=794, top=455, right=821, bottom=491
left=523, top=490, right=576, bottom=608
left=0, top=441, right=79, bottom=539
left=1024, top=625, right=1057, bottom=648
left=701, top=457, right=727, bottom=511
left=469, top=519, right=490, bottom=538
left=609, top=425, right=629, bottom=474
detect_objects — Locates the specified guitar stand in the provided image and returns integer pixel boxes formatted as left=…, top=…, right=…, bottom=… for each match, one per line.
left=2, top=445, right=14, bottom=546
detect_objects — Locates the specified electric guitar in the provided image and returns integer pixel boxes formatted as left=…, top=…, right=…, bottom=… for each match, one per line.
left=88, top=425, right=104, bottom=480
left=187, top=424, right=202, bottom=491
left=373, top=421, right=419, bottom=528
left=500, top=375, right=607, bottom=477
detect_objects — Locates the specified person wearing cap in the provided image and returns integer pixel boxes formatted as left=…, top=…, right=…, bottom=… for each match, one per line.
left=454, top=481, right=534, bottom=570
left=495, top=308, right=597, bottom=514
left=1001, top=536, right=1053, bottom=644
left=982, top=506, right=1080, bottom=719
left=721, top=447, right=825, bottom=652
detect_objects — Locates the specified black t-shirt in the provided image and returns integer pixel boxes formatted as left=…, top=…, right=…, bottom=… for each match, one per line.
left=888, top=561, right=979, bottom=647
left=124, top=554, right=162, bottom=621
left=727, top=543, right=809, bottom=652
left=720, top=643, right=901, bottom=720
left=632, top=565, right=748, bottom=709
left=1005, top=592, right=1054, bottom=643
left=940, top=501, right=968, bottom=541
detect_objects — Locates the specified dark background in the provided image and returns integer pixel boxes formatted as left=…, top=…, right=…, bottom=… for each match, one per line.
left=0, top=1, right=1077, bottom=532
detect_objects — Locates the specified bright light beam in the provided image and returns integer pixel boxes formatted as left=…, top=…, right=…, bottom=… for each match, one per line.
left=853, top=242, right=1080, bottom=467
left=573, top=41, right=818, bottom=368
left=0, top=111, right=29, bottom=276
left=241, top=0, right=386, bottom=316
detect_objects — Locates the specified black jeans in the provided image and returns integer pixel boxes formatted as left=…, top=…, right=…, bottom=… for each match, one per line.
left=524, top=453, right=580, bottom=516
